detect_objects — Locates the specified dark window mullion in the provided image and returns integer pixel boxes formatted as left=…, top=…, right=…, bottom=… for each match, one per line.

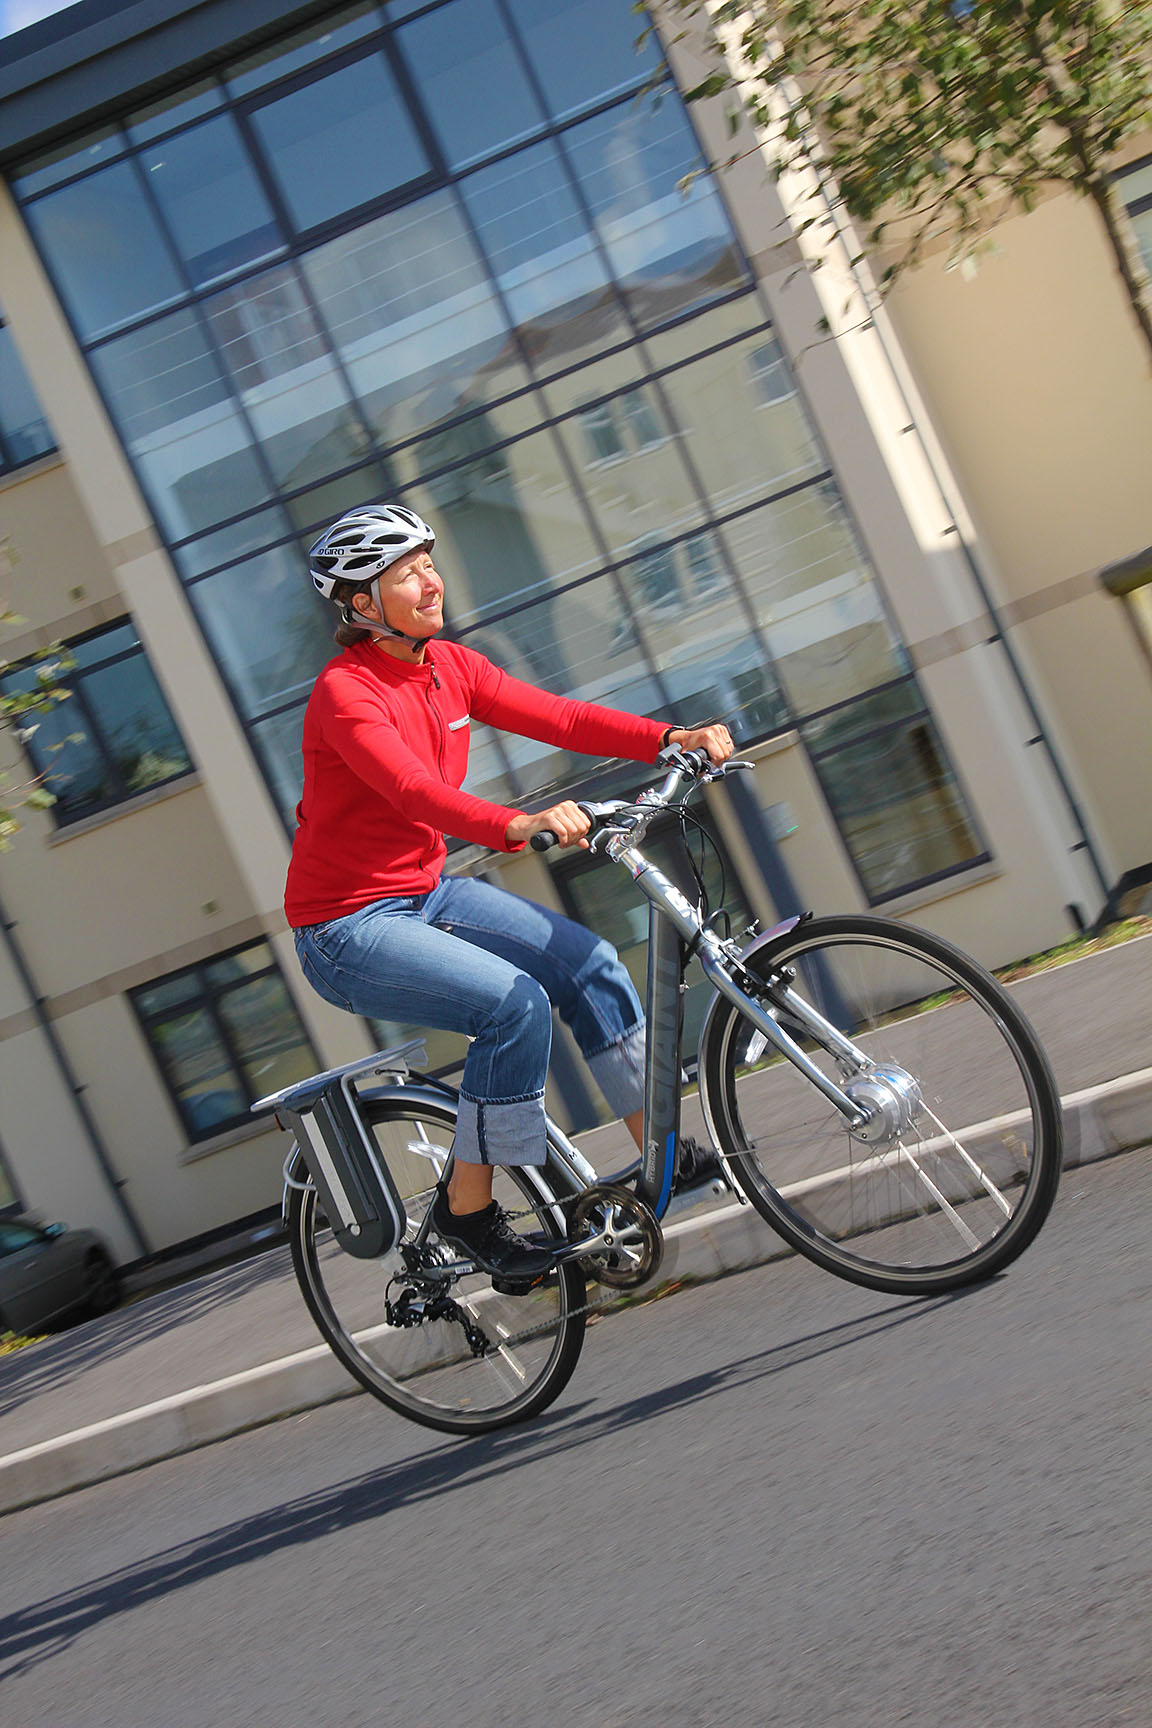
left=204, top=985, right=262, bottom=1107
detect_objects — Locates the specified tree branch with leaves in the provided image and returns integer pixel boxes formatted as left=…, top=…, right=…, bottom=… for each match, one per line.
left=654, top=0, right=1152, bottom=361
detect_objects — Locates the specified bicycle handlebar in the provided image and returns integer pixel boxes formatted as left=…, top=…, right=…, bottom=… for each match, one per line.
left=527, top=749, right=743, bottom=852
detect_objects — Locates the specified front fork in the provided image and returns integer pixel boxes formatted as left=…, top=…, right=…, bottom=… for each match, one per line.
left=611, top=844, right=879, bottom=1157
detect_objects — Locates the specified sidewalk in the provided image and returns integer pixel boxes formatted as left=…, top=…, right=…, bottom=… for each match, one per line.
left=1, top=934, right=1148, bottom=1515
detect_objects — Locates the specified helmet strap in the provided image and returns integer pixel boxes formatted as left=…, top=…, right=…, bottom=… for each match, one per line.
left=341, top=576, right=435, bottom=654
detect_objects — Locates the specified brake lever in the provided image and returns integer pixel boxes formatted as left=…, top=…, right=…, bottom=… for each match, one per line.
left=705, top=758, right=754, bottom=782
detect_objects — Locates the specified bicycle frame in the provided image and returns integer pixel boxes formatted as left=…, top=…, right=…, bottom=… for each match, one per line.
left=261, top=752, right=883, bottom=1249
left=595, top=775, right=878, bottom=1220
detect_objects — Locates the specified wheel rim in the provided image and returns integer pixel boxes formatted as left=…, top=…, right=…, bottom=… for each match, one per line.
left=293, top=1105, right=581, bottom=1426
left=709, top=924, right=1058, bottom=1282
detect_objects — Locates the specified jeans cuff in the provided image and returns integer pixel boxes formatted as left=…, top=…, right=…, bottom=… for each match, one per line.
left=452, top=1093, right=548, bottom=1167
left=586, top=1022, right=646, bottom=1119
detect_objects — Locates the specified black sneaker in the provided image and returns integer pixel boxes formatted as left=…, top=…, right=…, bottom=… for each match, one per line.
left=430, top=1192, right=556, bottom=1285
left=672, top=1135, right=728, bottom=1195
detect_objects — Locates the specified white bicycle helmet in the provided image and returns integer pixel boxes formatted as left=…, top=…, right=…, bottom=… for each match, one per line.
left=308, top=503, right=435, bottom=599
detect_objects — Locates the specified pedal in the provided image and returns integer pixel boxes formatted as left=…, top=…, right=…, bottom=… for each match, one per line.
left=491, top=1271, right=549, bottom=1297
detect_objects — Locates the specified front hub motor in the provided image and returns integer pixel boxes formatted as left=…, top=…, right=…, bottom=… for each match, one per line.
left=844, top=1064, right=924, bottom=1147
left=567, top=1182, right=663, bottom=1289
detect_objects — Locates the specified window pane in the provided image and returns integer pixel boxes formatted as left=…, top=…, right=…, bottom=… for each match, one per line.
left=283, top=463, right=395, bottom=537
left=1, top=619, right=194, bottom=822
left=536, top=342, right=648, bottom=422
left=227, top=3, right=381, bottom=95
left=303, top=190, right=530, bottom=447
left=68, top=623, right=139, bottom=669
left=141, top=115, right=283, bottom=286
left=216, top=973, right=317, bottom=1097
left=204, top=944, right=274, bottom=986
left=127, top=82, right=223, bottom=144
left=647, top=332, right=825, bottom=515
left=25, top=162, right=185, bottom=340
left=504, top=0, right=662, bottom=120
left=204, top=265, right=372, bottom=488
left=554, top=381, right=706, bottom=553
left=12, top=126, right=125, bottom=197
left=802, top=682, right=925, bottom=752
left=134, top=944, right=316, bottom=1139
left=249, top=53, right=428, bottom=232
left=172, top=506, right=293, bottom=579
left=136, top=975, right=200, bottom=1015
left=724, top=489, right=910, bottom=714
left=90, top=310, right=274, bottom=540
left=189, top=546, right=335, bottom=719
left=563, top=99, right=749, bottom=328
left=81, top=660, right=193, bottom=794
left=614, top=532, right=787, bottom=742
left=807, top=711, right=985, bottom=900
left=0, top=326, right=55, bottom=464
left=459, top=140, right=628, bottom=373
left=397, top=0, right=544, bottom=169
left=10, top=692, right=114, bottom=817
left=148, top=1005, right=248, bottom=1137
left=249, top=702, right=308, bottom=823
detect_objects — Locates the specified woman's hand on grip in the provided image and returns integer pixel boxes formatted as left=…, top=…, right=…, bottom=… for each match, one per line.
left=665, top=722, right=734, bottom=765
left=505, top=800, right=591, bottom=851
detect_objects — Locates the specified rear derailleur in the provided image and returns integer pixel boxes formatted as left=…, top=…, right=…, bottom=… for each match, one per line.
left=385, top=1242, right=492, bottom=1357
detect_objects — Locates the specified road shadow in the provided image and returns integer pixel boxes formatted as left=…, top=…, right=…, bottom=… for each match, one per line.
left=0, top=1288, right=966, bottom=1680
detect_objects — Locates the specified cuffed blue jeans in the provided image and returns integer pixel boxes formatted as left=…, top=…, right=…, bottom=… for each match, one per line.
left=293, top=876, right=646, bottom=1167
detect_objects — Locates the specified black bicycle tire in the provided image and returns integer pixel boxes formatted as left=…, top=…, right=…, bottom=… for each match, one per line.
left=288, top=1095, right=588, bottom=1435
left=700, top=914, right=1063, bottom=1295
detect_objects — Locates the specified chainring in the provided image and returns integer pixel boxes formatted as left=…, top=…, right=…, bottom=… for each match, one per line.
left=566, top=1182, right=663, bottom=1289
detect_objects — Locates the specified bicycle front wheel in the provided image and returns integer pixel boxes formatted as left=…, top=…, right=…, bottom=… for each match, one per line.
left=288, top=1095, right=587, bottom=1435
left=699, top=916, right=1062, bottom=1295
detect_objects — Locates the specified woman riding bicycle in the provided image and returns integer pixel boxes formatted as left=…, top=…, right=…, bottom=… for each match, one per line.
left=286, top=502, right=733, bottom=1285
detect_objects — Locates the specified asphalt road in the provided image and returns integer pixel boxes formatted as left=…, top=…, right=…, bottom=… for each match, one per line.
left=1, top=1149, right=1149, bottom=1728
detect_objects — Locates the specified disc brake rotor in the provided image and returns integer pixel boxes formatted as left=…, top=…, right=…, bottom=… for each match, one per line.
left=567, top=1182, right=663, bottom=1289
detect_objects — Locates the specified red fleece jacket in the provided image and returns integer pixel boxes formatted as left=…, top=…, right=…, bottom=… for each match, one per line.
left=285, top=637, right=669, bottom=926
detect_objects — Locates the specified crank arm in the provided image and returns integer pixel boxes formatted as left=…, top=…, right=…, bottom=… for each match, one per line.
left=551, top=1225, right=617, bottom=1265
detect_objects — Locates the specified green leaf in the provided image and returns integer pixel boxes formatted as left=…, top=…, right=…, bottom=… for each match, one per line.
left=683, top=72, right=731, bottom=101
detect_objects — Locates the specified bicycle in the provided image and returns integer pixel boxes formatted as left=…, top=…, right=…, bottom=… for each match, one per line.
left=253, top=748, right=1063, bottom=1436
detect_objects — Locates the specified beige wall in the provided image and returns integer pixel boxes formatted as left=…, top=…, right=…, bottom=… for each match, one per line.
left=887, top=188, right=1152, bottom=878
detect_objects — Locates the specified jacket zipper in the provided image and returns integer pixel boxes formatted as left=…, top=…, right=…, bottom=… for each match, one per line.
left=424, top=664, right=447, bottom=886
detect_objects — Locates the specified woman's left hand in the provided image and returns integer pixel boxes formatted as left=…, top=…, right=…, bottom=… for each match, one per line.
left=666, top=723, right=735, bottom=765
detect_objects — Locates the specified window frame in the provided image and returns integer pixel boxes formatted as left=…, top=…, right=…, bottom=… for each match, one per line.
left=0, top=617, right=195, bottom=828
left=128, top=938, right=319, bottom=1144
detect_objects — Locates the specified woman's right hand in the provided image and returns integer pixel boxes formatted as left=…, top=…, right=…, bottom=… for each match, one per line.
left=505, top=801, right=592, bottom=851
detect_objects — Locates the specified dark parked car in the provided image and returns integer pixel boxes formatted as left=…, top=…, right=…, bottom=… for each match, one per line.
left=0, top=1216, right=120, bottom=1336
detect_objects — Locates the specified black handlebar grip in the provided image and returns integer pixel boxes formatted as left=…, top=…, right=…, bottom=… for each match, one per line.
left=529, top=830, right=559, bottom=852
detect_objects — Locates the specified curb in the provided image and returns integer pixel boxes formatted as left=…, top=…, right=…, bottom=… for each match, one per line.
left=2, top=1068, right=1149, bottom=1516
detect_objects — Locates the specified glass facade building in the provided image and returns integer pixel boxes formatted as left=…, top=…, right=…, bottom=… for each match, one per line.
left=8, top=0, right=984, bottom=902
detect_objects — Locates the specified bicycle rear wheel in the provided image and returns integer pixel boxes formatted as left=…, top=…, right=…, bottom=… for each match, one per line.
left=288, top=1095, right=587, bottom=1434
left=699, top=916, right=1062, bottom=1295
